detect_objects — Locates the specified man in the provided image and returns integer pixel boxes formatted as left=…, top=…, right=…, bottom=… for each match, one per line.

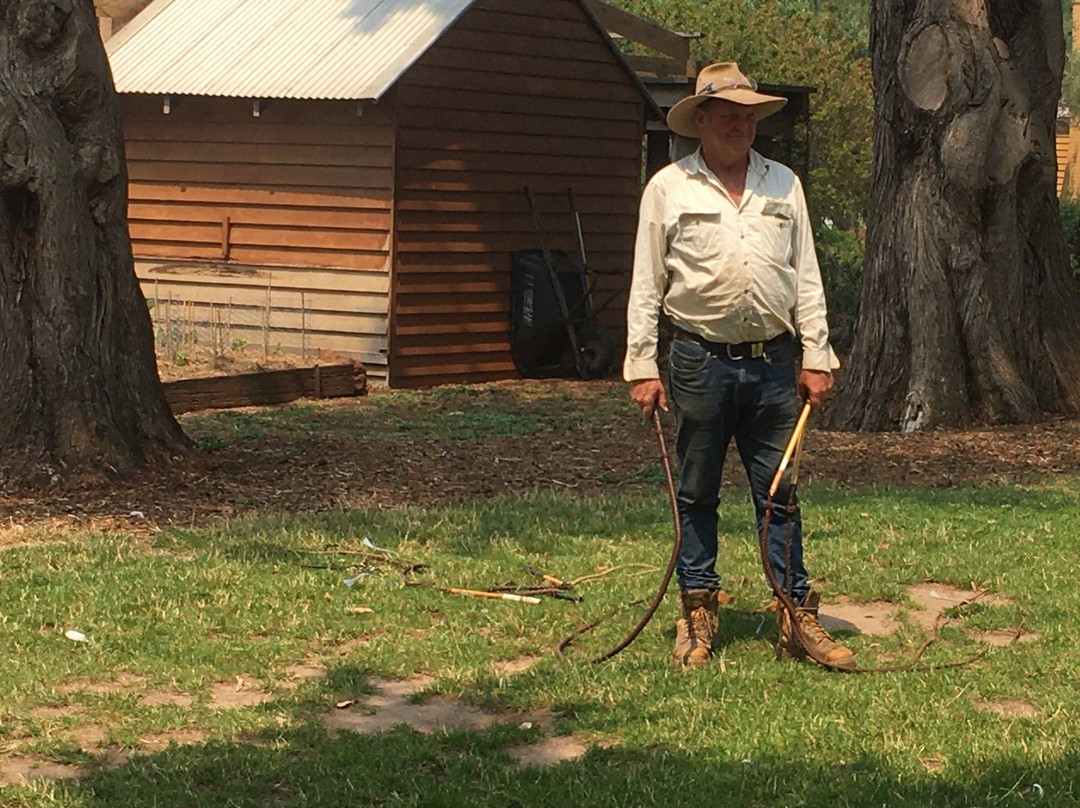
left=624, top=62, right=853, bottom=669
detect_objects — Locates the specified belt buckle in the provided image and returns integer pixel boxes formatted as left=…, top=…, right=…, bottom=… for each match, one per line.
left=726, top=341, right=764, bottom=360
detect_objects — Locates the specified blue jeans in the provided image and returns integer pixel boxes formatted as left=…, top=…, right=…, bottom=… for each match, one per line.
left=667, top=334, right=810, bottom=602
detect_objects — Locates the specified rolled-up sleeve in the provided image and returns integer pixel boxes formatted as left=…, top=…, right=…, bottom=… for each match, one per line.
left=623, top=179, right=669, bottom=381
left=791, top=176, right=840, bottom=372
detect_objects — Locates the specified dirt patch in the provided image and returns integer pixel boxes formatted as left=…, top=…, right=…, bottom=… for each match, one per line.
left=139, top=729, right=211, bottom=752
left=974, top=629, right=1040, bottom=646
left=905, top=584, right=1012, bottom=634
left=27, top=705, right=73, bottom=721
left=282, top=664, right=329, bottom=687
left=489, top=656, right=542, bottom=676
left=59, top=672, right=147, bottom=695
left=813, top=584, right=1023, bottom=644
left=0, top=758, right=81, bottom=787
left=324, top=676, right=555, bottom=737
left=506, top=735, right=589, bottom=767
left=907, top=583, right=1012, bottom=610
left=139, top=689, right=194, bottom=708
left=819, top=598, right=901, bottom=636
left=920, top=755, right=947, bottom=772
left=972, top=698, right=1039, bottom=718
left=209, top=680, right=274, bottom=710
left=70, top=725, right=109, bottom=749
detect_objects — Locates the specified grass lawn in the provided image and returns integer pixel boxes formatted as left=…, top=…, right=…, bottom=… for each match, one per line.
left=2, top=383, right=1079, bottom=807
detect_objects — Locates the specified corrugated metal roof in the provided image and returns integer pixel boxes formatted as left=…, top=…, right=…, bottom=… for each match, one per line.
left=106, top=0, right=475, bottom=100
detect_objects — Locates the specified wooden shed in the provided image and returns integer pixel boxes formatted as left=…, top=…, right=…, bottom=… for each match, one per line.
left=106, top=0, right=659, bottom=387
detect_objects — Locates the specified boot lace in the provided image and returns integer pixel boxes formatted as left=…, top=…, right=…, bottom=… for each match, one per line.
left=795, top=610, right=835, bottom=646
left=689, top=607, right=716, bottom=640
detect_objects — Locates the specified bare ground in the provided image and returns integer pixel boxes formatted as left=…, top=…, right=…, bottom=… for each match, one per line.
left=2, top=370, right=1080, bottom=542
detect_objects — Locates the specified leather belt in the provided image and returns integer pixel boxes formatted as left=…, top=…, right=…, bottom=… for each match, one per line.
left=673, top=327, right=792, bottom=360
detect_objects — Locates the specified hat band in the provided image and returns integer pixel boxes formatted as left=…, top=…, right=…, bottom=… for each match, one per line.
left=699, top=79, right=759, bottom=96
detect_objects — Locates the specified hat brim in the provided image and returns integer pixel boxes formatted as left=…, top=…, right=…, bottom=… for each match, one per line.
left=666, top=90, right=788, bottom=138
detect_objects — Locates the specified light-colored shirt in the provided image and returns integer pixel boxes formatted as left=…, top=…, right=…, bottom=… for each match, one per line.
left=623, top=148, right=839, bottom=381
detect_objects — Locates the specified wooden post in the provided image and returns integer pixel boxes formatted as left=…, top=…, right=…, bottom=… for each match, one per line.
left=263, top=275, right=271, bottom=362
left=165, top=292, right=173, bottom=357
left=301, top=291, right=307, bottom=361
left=221, top=216, right=232, bottom=260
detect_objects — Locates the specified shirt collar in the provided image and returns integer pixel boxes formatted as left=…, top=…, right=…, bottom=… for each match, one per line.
left=685, top=147, right=768, bottom=186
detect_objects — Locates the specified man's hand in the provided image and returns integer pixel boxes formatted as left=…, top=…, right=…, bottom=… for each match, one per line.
left=629, top=378, right=668, bottom=418
left=798, top=369, right=833, bottom=411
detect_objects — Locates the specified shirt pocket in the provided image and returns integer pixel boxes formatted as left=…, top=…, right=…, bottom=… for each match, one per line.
left=754, top=200, right=795, bottom=262
left=673, top=211, right=724, bottom=260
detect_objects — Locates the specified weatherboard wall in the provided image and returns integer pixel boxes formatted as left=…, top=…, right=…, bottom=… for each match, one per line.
left=388, top=0, right=644, bottom=387
left=121, top=95, right=395, bottom=378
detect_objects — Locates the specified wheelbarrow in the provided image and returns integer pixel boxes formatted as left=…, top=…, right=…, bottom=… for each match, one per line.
left=510, top=186, right=620, bottom=380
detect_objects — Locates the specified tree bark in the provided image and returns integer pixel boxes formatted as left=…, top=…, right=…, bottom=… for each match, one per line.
left=0, top=0, right=188, bottom=480
left=827, top=0, right=1080, bottom=431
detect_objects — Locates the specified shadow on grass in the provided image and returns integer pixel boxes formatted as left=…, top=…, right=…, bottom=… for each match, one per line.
left=55, top=722, right=1073, bottom=808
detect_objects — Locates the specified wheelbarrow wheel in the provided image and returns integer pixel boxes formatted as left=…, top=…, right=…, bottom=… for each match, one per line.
left=577, top=322, right=615, bottom=379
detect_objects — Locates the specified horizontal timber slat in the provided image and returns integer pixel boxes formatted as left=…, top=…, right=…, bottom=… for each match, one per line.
left=392, top=357, right=518, bottom=378
left=419, top=46, right=628, bottom=84
left=125, top=140, right=392, bottom=170
left=396, top=127, right=641, bottom=158
left=129, top=183, right=392, bottom=210
left=395, top=174, right=639, bottom=196
left=456, top=6, right=595, bottom=40
left=136, top=262, right=390, bottom=295
left=129, top=202, right=391, bottom=230
left=435, top=26, right=617, bottom=63
left=394, top=191, right=638, bottom=217
left=397, top=87, right=640, bottom=124
left=393, top=251, right=628, bottom=271
left=394, top=319, right=507, bottom=336
left=128, top=161, right=393, bottom=189
left=142, top=283, right=388, bottom=316
left=397, top=152, right=640, bottom=178
left=201, top=325, right=387, bottom=365
left=394, top=232, right=632, bottom=254
left=148, top=297, right=388, bottom=335
left=124, top=121, right=395, bottom=148
left=162, top=363, right=366, bottom=414
left=394, top=211, right=633, bottom=235
left=134, top=243, right=390, bottom=271
left=130, top=224, right=389, bottom=253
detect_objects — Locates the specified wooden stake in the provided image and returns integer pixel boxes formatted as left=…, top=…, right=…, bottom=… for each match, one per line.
left=443, top=587, right=542, bottom=604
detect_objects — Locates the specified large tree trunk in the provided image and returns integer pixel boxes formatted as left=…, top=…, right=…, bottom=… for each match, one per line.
left=827, top=0, right=1080, bottom=431
left=0, top=0, right=188, bottom=480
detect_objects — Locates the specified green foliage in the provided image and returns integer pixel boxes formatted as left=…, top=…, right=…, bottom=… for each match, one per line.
left=612, top=0, right=873, bottom=228
left=1065, top=55, right=1080, bottom=127
left=815, top=223, right=864, bottom=353
left=1060, top=193, right=1080, bottom=276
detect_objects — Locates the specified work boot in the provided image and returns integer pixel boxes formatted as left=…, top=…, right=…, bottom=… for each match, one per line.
left=776, top=590, right=855, bottom=669
left=672, top=589, right=719, bottom=667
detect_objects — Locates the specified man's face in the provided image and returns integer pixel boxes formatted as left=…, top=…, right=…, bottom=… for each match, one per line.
left=695, top=99, right=758, bottom=161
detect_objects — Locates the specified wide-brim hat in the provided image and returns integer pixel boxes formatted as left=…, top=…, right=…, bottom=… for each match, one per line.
left=667, top=62, right=788, bottom=138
